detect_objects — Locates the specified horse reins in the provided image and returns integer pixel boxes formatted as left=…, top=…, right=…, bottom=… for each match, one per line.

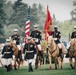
left=69, top=39, right=76, bottom=55
left=48, top=40, right=57, bottom=55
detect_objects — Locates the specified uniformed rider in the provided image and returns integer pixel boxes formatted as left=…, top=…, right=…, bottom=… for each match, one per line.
left=30, top=25, right=43, bottom=58
left=11, top=29, right=22, bottom=60
left=66, top=26, right=76, bottom=57
left=11, top=29, right=20, bottom=45
left=51, top=26, right=63, bottom=57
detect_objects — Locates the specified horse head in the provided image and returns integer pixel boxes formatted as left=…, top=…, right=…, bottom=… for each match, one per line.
left=10, top=40, right=18, bottom=52
left=70, top=39, right=76, bottom=51
left=48, top=36, right=54, bottom=47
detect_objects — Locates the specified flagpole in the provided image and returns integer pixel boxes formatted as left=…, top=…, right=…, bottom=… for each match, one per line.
left=43, top=4, right=53, bottom=43
left=23, top=6, right=30, bottom=43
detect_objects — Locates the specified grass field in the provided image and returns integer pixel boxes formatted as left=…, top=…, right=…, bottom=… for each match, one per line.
left=0, top=63, right=76, bottom=75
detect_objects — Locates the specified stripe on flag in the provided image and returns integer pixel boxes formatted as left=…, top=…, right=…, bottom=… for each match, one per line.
left=24, top=6, right=30, bottom=43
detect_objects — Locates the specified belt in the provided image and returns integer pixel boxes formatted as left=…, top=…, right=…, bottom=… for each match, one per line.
left=26, top=51, right=34, bottom=53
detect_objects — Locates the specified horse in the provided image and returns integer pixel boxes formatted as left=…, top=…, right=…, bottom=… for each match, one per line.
left=31, top=39, right=44, bottom=69
left=47, top=36, right=64, bottom=70
left=35, top=45, right=44, bottom=69
left=10, top=40, right=23, bottom=70
left=68, top=39, right=76, bottom=69
left=0, top=56, right=4, bottom=68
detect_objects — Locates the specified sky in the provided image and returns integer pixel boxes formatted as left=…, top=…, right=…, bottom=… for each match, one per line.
left=7, top=0, right=74, bottom=22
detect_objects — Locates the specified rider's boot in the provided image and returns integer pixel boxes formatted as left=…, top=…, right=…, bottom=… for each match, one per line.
left=66, top=49, right=69, bottom=58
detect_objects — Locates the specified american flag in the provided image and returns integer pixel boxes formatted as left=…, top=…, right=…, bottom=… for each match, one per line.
left=24, top=6, right=30, bottom=43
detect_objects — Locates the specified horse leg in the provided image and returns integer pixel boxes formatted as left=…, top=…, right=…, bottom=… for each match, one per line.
left=74, top=58, right=76, bottom=69
left=58, top=57, right=63, bottom=69
left=16, top=58, right=21, bottom=70
left=39, top=56, right=42, bottom=68
left=57, top=57, right=61, bottom=69
left=14, top=61, right=17, bottom=70
left=48, top=55, right=52, bottom=70
left=14, top=59, right=17, bottom=70
left=40, top=57, right=42, bottom=67
left=38, top=57, right=40, bottom=68
left=16, top=60, right=19, bottom=70
left=55, top=59, right=57, bottom=69
left=61, top=58, right=63, bottom=69
left=55, top=57, right=58, bottom=69
left=61, top=45, right=64, bottom=69
left=35, top=55, right=39, bottom=69
left=69, top=58, right=74, bottom=69
left=10, top=62, right=12, bottom=70
left=17, top=61, right=20, bottom=70
left=0, top=60, right=4, bottom=68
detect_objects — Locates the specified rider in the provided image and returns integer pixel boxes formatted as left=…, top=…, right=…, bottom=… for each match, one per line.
left=66, top=26, right=76, bottom=57
left=23, top=37, right=36, bottom=72
left=11, top=29, right=22, bottom=60
left=51, top=26, right=63, bottom=58
left=1, top=38, right=14, bottom=72
left=11, top=29, right=20, bottom=45
left=30, top=25, right=43, bottom=59
left=71, top=26, right=76, bottom=39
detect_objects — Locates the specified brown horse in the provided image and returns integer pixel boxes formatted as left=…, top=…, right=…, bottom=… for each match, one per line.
left=10, top=41, right=23, bottom=70
left=48, top=36, right=64, bottom=69
left=35, top=45, right=44, bottom=69
left=69, top=39, right=76, bottom=69
left=31, top=39, right=44, bottom=69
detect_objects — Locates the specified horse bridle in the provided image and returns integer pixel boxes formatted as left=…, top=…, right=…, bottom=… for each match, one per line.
left=48, top=40, right=57, bottom=55
left=69, top=39, right=76, bottom=55
left=11, top=42, right=17, bottom=52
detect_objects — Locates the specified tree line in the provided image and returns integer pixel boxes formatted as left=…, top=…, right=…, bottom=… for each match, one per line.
left=0, top=0, right=76, bottom=38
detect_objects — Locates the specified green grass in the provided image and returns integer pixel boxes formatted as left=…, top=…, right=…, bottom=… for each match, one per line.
left=0, top=63, right=76, bottom=75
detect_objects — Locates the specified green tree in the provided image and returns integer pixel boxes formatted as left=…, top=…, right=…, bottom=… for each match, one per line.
left=13, top=0, right=23, bottom=12
left=37, top=4, right=45, bottom=30
left=0, top=0, right=6, bottom=35
left=30, top=3, right=39, bottom=31
left=52, top=14, right=57, bottom=25
left=9, top=0, right=28, bottom=27
left=71, top=0, right=76, bottom=21
left=4, top=1, right=13, bottom=25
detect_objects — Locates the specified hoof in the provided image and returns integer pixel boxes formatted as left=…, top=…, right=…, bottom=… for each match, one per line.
left=35, top=66, right=38, bottom=69
left=55, top=67, right=57, bottom=70
left=61, top=66, right=63, bottom=69
left=70, top=64, right=74, bottom=69
left=49, top=66, right=52, bottom=70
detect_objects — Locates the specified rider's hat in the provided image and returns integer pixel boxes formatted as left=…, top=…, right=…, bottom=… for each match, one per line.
left=14, top=29, right=18, bottom=32
left=34, top=25, right=38, bottom=28
left=27, top=37, right=32, bottom=40
left=54, top=25, right=58, bottom=28
left=74, top=26, right=76, bottom=29
left=6, top=38, right=10, bottom=42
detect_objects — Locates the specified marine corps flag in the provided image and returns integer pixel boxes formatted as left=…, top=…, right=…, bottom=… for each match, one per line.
left=44, top=5, right=52, bottom=40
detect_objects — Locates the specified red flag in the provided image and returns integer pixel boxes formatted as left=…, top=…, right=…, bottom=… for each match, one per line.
left=44, top=5, right=52, bottom=40
left=24, top=6, right=30, bottom=43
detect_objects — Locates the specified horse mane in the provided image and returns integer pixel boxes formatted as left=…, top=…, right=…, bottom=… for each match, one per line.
left=48, top=36, right=57, bottom=51
left=10, top=40, right=18, bottom=51
left=70, top=39, right=76, bottom=50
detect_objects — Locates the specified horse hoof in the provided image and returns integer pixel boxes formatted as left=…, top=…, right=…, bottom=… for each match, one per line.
left=70, top=64, right=74, bottom=69
left=49, top=66, right=52, bottom=70
left=35, top=67, right=38, bottom=69
left=75, top=67, right=76, bottom=69
left=55, top=68, right=57, bottom=70
left=61, top=66, right=63, bottom=69
left=71, top=67, right=74, bottom=69
left=15, top=68, right=17, bottom=70
left=10, top=67, right=12, bottom=71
